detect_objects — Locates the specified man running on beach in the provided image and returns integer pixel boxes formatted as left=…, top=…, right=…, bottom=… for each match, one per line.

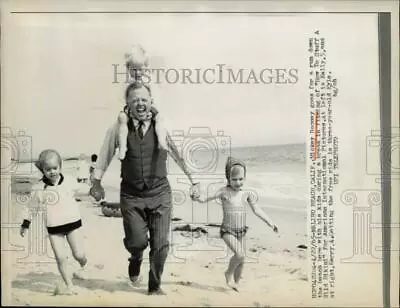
left=90, top=81, right=199, bottom=295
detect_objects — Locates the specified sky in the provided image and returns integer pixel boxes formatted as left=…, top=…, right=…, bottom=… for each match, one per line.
left=2, top=12, right=378, bottom=159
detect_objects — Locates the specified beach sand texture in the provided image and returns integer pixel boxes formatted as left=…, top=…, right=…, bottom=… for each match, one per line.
left=4, top=144, right=309, bottom=306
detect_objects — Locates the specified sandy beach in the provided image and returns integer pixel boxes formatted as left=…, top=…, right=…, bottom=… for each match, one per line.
left=4, top=152, right=309, bottom=307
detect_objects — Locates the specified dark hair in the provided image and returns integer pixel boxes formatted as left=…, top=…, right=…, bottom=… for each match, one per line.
left=225, top=156, right=247, bottom=181
left=91, top=154, right=98, bottom=162
left=124, top=81, right=152, bottom=101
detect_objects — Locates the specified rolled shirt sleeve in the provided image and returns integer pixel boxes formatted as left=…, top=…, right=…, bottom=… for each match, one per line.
left=94, top=122, right=119, bottom=180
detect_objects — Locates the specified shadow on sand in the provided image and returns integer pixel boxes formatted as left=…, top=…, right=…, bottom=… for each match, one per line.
left=12, top=272, right=230, bottom=296
left=165, top=280, right=229, bottom=293
left=12, top=272, right=148, bottom=295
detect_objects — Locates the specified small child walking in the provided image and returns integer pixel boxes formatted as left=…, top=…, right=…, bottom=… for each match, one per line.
left=192, top=157, right=278, bottom=291
left=20, top=149, right=88, bottom=295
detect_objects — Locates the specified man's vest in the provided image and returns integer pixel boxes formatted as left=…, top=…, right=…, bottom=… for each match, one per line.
left=120, top=119, right=169, bottom=196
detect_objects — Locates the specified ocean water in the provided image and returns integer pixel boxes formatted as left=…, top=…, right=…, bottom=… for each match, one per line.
left=166, top=142, right=307, bottom=201
left=9, top=143, right=307, bottom=250
left=10, top=143, right=307, bottom=207
left=100, top=143, right=308, bottom=211
left=230, top=143, right=306, bottom=165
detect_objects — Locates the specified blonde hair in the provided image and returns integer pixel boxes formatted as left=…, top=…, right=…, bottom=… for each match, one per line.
left=124, top=44, right=149, bottom=68
left=35, top=149, right=62, bottom=172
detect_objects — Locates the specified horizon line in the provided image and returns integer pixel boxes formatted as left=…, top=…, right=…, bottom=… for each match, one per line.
left=13, top=141, right=306, bottom=163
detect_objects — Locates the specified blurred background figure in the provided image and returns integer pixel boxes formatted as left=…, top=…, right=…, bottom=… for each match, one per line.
left=89, top=154, right=98, bottom=186
left=76, top=154, right=89, bottom=184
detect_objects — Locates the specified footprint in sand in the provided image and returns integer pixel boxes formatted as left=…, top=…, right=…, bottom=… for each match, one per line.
left=93, top=264, right=104, bottom=270
left=200, top=299, right=212, bottom=307
left=298, top=274, right=308, bottom=281
left=286, top=268, right=300, bottom=275
left=253, top=301, right=270, bottom=307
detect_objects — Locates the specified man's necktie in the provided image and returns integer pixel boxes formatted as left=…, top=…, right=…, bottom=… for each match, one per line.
left=138, top=121, right=144, bottom=139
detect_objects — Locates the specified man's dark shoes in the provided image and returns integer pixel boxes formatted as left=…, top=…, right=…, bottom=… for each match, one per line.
left=128, top=257, right=142, bottom=286
left=129, top=275, right=143, bottom=286
left=148, top=288, right=166, bottom=295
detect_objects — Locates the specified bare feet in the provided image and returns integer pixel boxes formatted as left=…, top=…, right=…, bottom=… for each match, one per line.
left=233, top=261, right=244, bottom=285
left=53, top=284, right=77, bottom=296
left=225, top=270, right=240, bottom=292
left=73, top=264, right=88, bottom=280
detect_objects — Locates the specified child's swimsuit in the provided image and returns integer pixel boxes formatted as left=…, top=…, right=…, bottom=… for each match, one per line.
left=220, top=225, right=249, bottom=239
